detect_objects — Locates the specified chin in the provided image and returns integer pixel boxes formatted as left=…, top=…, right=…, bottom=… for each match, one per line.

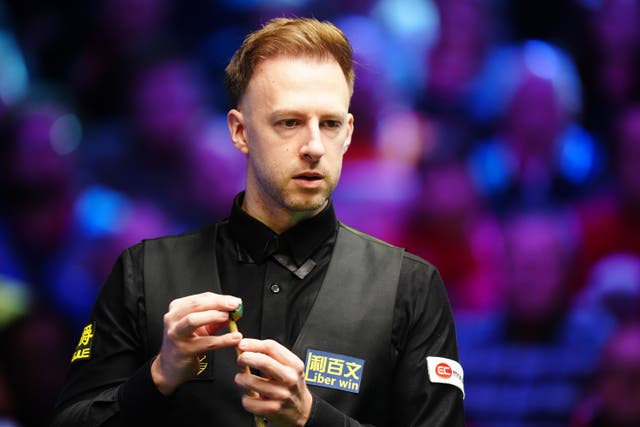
left=286, top=195, right=328, bottom=213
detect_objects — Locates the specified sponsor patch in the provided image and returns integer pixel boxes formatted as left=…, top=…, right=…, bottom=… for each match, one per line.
left=197, top=354, right=208, bottom=376
left=189, top=352, right=214, bottom=380
left=71, top=323, right=95, bottom=363
left=426, top=356, right=465, bottom=398
left=304, top=349, right=364, bottom=394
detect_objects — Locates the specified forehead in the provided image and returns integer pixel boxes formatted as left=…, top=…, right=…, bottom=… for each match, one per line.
left=241, top=56, right=351, bottom=111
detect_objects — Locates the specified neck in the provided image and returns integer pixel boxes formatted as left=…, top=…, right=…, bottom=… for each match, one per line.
left=241, top=192, right=326, bottom=234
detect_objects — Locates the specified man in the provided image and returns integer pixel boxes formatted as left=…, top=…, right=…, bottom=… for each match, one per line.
left=53, top=17, right=465, bottom=426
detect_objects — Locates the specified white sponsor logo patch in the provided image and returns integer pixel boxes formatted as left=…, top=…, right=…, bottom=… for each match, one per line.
left=426, top=356, right=465, bottom=398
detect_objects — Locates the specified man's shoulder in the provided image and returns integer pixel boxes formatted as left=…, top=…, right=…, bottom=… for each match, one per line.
left=121, top=220, right=226, bottom=263
left=129, top=221, right=227, bottom=254
left=338, top=222, right=400, bottom=250
left=338, top=222, right=436, bottom=270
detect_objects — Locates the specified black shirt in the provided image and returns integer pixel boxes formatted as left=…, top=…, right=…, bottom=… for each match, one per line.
left=219, top=193, right=337, bottom=348
left=53, top=193, right=465, bottom=426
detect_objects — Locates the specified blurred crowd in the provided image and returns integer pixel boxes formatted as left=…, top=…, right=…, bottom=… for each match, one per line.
left=0, top=0, right=639, bottom=426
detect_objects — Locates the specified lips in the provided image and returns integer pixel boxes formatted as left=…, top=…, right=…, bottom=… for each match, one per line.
left=293, top=172, right=323, bottom=181
left=292, top=172, right=325, bottom=189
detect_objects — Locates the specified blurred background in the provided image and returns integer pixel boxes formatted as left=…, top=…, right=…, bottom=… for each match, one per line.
left=0, top=0, right=639, bottom=426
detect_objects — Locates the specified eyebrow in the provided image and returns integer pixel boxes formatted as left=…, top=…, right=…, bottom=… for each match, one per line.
left=268, top=109, right=347, bottom=120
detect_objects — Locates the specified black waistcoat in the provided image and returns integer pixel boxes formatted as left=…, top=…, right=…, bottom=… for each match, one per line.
left=143, top=223, right=404, bottom=425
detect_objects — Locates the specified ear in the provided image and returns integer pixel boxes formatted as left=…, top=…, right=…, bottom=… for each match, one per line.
left=227, top=109, right=249, bottom=154
left=342, top=113, right=354, bottom=154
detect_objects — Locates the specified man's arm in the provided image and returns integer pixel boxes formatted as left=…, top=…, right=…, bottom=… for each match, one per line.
left=391, top=255, right=465, bottom=426
left=52, top=245, right=244, bottom=426
left=310, top=256, right=465, bottom=426
left=52, top=246, right=163, bottom=426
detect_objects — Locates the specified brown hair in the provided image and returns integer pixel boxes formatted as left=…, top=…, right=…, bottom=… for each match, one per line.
left=224, top=17, right=354, bottom=108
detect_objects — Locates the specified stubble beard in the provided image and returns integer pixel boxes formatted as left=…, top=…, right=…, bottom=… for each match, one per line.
left=259, top=173, right=335, bottom=215
left=271, top=184, right=332, bottom=214
left=249, top=160, right=340, bottom=218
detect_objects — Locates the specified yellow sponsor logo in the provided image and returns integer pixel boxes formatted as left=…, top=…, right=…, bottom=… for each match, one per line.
left=71, top=347, right=91, bottom=362
left=197, top=354, right=208, bottom=375
left=71, top=323, right=95, bottom=363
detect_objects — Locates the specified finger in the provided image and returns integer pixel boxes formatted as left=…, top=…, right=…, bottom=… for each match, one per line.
left=170, top=333, right=243, bottom=362
left=237, top=351, right=300, bottom=385
left=239, top=387, right=312, bottom=424
left=235, top=371, right=290, bottom=401
left=171, top=310, right=230, bottom=339
left=195, top=332, right=243, bottom=351
left=239, top=339, right=305, bottom=372
left=167, top=292, right=241, bottom=320
left=241, top=393, right=282, bottom=419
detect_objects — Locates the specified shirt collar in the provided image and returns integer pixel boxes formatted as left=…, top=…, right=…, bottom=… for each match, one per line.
left=229, top=192, right=338, bottom=265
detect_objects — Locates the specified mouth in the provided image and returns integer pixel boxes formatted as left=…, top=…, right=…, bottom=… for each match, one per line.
left=292, top=172, right=325, bottom=189
left=293, top=172, right=324, bottom=181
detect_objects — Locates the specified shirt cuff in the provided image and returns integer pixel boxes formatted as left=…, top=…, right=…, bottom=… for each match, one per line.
left=118, top=357, right=171, bottom=420
left=305, top=394, right=348, bottom=427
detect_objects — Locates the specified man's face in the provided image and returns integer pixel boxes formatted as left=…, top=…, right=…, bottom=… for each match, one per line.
left=228, top=56, right=353, bottom=226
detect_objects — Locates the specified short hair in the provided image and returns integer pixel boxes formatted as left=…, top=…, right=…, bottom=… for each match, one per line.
left=224, top=17, right=355, bottom=108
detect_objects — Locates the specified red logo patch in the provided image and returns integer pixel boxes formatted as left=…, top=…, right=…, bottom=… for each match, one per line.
left=436, top=363, right=452, bottom=379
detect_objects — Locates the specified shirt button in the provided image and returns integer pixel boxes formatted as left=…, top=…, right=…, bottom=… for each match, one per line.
left=269, top=283, right=281, bottom=294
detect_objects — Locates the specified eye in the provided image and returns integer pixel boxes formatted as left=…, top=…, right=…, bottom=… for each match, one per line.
left=279, top=119, right=300, bottom=128
left=322, top=120, right=342, bottom=129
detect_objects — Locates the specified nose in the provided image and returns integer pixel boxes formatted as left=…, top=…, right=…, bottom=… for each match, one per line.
left=299, top=123, right=325, bottom=162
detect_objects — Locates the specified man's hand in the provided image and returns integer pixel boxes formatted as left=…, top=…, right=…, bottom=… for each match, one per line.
left=235, top=338, right=313, bottom=427
left=151, top=292, right=243, bottom=395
